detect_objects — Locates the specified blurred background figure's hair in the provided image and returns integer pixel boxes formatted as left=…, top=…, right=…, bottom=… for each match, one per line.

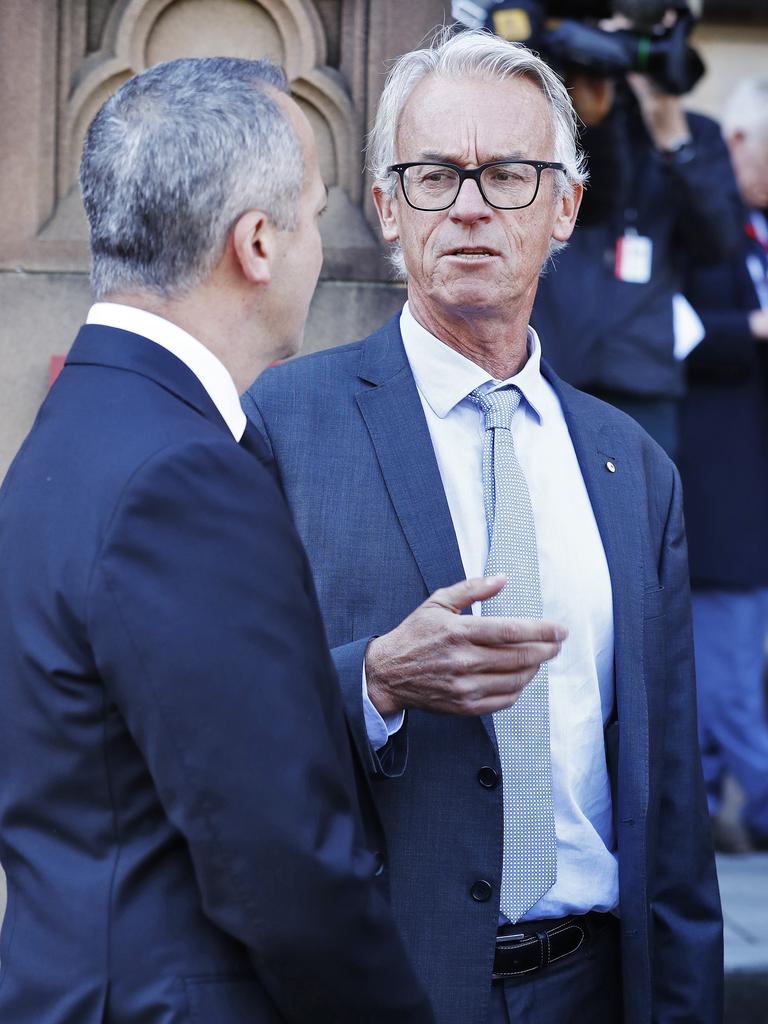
left=722, top=76, right=768, bottom=137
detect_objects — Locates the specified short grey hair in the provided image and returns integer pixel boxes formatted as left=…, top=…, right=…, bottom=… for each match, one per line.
left=368, top=28, right=587, bottom=277
left=722, top=77, right=768, bottom=141
left=80, top=57, right=304, bottom=301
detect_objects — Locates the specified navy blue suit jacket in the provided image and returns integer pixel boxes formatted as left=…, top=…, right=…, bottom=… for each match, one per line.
left=244, top=316, right=722, bottom=1024
left=0, top=325, right=432, bottom=1024
left=678, top=226, right=768, bottom=588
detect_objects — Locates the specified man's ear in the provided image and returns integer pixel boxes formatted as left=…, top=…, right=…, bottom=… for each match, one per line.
left=372, top=185, right=401, bottom=244
left=232, top=209, right=274, bottom=285
left=552, top=183, right=583, bottom=244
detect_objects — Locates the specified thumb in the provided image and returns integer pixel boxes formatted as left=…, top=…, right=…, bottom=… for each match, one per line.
left=426, top=576, right=506, bottom=614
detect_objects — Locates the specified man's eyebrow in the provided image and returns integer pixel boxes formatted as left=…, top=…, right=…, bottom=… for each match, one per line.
left=415, top=150, right=528, bottom=164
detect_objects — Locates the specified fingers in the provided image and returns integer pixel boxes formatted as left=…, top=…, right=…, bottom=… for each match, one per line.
left=436, top=669, right=543, bottom=717
left=462, top=615, right=567, bottom=646
left=453, top=641, right=562, bottom=676
left=424, top=580, right=568, bottom=648
left=426, top=576, right=507, bottom=613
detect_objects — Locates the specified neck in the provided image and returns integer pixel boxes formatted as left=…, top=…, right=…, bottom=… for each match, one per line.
left=103, top=285, right=274, bottom=393
left=407, top=292, right=533, bottom=380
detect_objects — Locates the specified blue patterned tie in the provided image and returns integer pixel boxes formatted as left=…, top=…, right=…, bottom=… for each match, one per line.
left=469, top=385, right=556, bottom=923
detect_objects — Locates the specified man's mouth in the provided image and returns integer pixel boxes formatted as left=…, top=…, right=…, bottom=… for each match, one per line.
left=443, top=246, right=499, bottom=259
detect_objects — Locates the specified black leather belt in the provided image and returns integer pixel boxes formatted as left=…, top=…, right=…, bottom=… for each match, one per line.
left=493, top=911, right=612, bottom=980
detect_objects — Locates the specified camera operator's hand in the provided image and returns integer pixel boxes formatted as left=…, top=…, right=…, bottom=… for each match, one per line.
left=599, top=8, right=692, bottom=153
left=749, top=309, right=768, bottom=342
left=625, top=72, right=691, bottom=152
left=567, top=73, right=615, bottom=127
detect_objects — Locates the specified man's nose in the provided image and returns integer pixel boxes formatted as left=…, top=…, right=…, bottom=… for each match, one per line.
left=449, top=177, right=492, bottom=223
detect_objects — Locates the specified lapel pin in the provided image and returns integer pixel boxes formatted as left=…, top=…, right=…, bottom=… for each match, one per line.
left=606, top=461, right=616, bottom=473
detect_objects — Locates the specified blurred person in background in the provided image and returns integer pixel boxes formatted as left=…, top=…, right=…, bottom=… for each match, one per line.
left=514, top=0, right=744, bottom=460
left=677, top=76, right=768, bottom=853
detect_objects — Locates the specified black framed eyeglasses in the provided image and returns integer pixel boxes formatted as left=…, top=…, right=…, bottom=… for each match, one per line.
left=386, top=160, right=567, bottom=212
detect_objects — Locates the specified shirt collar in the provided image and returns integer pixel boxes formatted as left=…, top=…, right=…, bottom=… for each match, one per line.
left=86, top=302, right=246, bottom=441
left=399, top=302, right=546, bottom=423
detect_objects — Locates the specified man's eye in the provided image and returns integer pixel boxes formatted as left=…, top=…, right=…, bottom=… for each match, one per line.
left=489, top=169, right=520, bottom=183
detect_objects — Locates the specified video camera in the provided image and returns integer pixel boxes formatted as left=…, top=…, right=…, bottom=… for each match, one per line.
left=452, top=0, right=705, bottom=95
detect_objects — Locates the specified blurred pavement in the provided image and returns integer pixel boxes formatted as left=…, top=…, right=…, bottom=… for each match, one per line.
left=721, top=852, right=768, bottom=1024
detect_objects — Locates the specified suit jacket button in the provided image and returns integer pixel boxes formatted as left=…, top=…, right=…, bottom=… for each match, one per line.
left=373, top=852, right=385, bottom=877
left=470, top=880, right=493, bottom=902
left=478, top=766, right=498, bottom=789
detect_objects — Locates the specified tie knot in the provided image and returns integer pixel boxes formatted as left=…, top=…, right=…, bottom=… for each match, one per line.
left=469, top=385, right=522, bottom=431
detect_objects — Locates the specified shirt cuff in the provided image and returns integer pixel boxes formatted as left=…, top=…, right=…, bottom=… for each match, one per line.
left=362, top=661, right=405, bottom=751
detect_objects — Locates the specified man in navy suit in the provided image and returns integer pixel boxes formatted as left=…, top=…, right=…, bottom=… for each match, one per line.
left=245, top=30, right=721, bottom=1024
left=0, top=57, right=435, bottom=1023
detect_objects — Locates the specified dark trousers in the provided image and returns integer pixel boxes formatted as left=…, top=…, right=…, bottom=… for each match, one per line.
left=488, top=916, right=622, bottom=1023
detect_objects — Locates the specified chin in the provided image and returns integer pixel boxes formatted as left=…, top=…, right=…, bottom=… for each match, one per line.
left=439, top=286, right=499, bottom=313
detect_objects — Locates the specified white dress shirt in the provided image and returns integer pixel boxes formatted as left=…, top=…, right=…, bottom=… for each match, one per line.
left=388, top=302, right=619, bottom=919
left=86, top=303, right=246, bottom=441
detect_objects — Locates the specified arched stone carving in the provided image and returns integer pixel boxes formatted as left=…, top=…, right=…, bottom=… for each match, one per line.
left=51, top=0, right=359, bottom=241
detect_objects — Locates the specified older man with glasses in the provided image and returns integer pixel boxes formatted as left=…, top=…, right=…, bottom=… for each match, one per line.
left=245, top=29, right=721, bottom=1024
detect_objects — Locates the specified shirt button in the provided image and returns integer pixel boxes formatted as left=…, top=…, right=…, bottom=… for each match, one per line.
left=470, top=880, right=493, bottom=902
left=606, top=461, right=616, bottom=473
left=478, top=766, right=499, bottom=789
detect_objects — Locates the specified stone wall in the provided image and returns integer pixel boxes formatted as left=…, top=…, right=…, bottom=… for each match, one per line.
left=0, top=0, right=453, bottom=477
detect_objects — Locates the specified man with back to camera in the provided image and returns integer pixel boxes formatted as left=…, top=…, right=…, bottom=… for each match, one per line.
left=0, top=57, right=438, bottom=1023
left=244, top=29, right=721, bottom=1024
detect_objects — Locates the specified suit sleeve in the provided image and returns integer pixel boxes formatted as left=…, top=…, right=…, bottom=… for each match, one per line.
left=243, top=392, right=411, bottom=780
left=684, top=258, right=758, bottom=376
left=86, top=438, right=432, bottom=1024
left=332, top=639, right=409, bottom=778
left=649, top=462, right=723, bottom=1022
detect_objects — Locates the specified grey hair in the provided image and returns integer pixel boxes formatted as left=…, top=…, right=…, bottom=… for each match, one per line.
left=722, top=77, right=768, bottom=140
left=80, top=57, right=304, bottom=301
left=368, top=28, right=587, bottom=278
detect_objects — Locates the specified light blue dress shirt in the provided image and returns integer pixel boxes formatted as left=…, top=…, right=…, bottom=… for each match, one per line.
left=365, top=303, right=619, bottom=919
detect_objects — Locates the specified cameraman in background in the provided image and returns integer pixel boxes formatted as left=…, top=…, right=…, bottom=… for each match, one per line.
left=458, top=0, right=741, bottom=459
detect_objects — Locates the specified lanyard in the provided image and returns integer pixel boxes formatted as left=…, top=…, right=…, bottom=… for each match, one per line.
left=745, top=211, right=768, bottom=252
left=746, top=212, right=768, bottom=311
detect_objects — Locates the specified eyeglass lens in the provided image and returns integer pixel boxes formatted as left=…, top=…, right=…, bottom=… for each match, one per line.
left=402, top=163, right=539, bottom=210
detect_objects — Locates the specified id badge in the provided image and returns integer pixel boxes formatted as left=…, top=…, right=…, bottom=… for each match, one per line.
left=614, top=230, right=653, bottom=284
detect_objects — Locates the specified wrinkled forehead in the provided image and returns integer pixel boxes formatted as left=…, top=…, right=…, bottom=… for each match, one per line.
left=395, top=72, right=555, bottom=162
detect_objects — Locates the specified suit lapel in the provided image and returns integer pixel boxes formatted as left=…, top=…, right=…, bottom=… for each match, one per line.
left=354, top=319, right=466, bottom=599
left=547, top=366, right=650, bottom=832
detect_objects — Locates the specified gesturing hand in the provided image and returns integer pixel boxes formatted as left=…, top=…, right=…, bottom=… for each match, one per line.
left=365, top=577, right=567, bottom=718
